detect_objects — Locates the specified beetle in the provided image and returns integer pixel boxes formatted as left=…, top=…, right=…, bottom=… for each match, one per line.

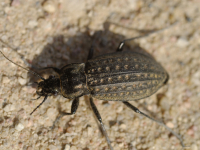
left=0, top=33, right=185, bottom=150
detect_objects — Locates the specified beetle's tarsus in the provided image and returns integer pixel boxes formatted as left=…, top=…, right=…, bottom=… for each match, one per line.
left=51, top=98, right=79, bottom=129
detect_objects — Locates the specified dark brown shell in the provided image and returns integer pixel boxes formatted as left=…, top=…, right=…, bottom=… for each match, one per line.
left=85, top=51, right=168, bottom=101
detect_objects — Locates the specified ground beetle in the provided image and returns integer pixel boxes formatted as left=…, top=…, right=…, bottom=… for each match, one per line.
left=0, top=29, right=185, bottom=150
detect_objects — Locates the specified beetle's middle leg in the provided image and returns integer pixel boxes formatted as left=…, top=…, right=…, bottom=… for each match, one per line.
left=116, top=41, right=125, bottom=52
left=122, top=101, right=185, bottom=147
left=51, top=97, right=79, bottom=129
left=116, top=35, right=147, bottom=52
left=90, top=97, right=113, bottom=150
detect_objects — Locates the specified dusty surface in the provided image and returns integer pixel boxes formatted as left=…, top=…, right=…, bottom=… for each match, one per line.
left=0, top=0, right=200, bottom=150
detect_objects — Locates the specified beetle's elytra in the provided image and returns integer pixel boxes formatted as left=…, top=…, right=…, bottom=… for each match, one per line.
left=0, top=35, right=185, bottom=150
left=86, top=51, right=168, bottom=101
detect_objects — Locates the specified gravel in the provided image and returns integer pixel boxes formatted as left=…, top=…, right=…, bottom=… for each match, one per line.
left=0, top=0, right=199, bottom=150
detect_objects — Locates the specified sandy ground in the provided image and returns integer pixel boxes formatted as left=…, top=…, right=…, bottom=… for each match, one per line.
left=0, top=0, right=200, bottom=150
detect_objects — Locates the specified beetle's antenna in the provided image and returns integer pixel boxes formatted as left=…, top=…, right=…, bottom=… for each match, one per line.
left=0, top=51, right=45, bottom=81
left=30, top=95, right=48, bottom=115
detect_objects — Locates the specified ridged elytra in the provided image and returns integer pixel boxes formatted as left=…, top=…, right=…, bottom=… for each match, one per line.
left=0, top=33, right=185, bottom=150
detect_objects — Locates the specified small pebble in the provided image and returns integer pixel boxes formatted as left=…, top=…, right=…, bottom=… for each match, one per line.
left=27, top=147, right=33, bottom=150
left=18, top=77, right=27, bottom=85
left=21, top=72, right=27, bottom=79
left=87, top=127, right=93, bottom=136
left=67, top=137, right=72, bottom=142
left=191, top=144, right=198, bottom=150
left=119, top=142, right=124, bottom=148
left=64, top=144, right=70, bottom=150
left=43, top=22, right=53, bottom=31
left=119, top=124, right=127, bottom=130
left=70, top=146, right=77, bottom=150
left=2, top=76, right=10, bottom=84
left=166, top=122, right=174, bottom=128
left=159, top=97, right=170, bottom=110
left=3, top=104, right=11, bottom=112
left=46, top=36, right=54, bottom=44
left=28, top=20, right=38, bottom=28
left=3, top=104, right=15, bottom=112
left=131, top=141, right=136, bottom=147
left=49, top=145, right=59, bottom=150
left=43, top=1, right=56, bottom=13
left=15, top=123, right=24, bottom=131
left=4, top=7, right=10, bottom=14
left=47, top=108, right=57, bottom=119
left=176, top=38, right=189, bottom=47
left=116, top=106, right=123, bottom=113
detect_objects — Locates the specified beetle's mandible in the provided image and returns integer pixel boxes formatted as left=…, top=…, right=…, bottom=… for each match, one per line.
left=0, top=33, right=185, bottom=150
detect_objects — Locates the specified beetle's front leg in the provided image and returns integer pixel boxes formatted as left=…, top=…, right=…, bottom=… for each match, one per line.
left=51, top=97, right=79, bottom=129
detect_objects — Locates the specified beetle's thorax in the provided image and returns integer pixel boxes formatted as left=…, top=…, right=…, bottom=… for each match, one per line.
left=59, top=63, right=89, bottom=99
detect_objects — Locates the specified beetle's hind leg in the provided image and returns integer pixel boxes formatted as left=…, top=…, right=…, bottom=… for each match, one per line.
left=90, top=97, right=113, bottom=150
left=122, top=101, right=186, bottom=148
left=51, top=98, right=79, bottom=129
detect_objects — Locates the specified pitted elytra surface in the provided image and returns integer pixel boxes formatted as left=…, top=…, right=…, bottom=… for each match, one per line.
left=86, top=51, right=168, bottom=101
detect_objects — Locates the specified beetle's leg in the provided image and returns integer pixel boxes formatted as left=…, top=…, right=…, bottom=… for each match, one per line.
left=116, top=41, right=125, bottom=52
left=90, top=97, right=113, bottom=150
left=123, top=101, right=185, bottom=147
left=87, top=45, right=94, bottom=60
left=164, top=73, right=169, bottom=84
left=117, top=22, right=178, bottom=52
left=51, top=98, right=79, bottom=129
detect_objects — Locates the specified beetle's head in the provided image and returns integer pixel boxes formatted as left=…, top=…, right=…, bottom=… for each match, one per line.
left=36, top=75, right=61, bottom=97
left=29, top=75, right=61, bottom=115
left=0, top=51, right=63, bottom=115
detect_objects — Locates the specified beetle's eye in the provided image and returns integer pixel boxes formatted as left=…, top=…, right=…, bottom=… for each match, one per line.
left=49, top=75, right=55, bottom=79
left=52, top=91, right=58, bottom=96
left=53, top=89, right=58, bottom=96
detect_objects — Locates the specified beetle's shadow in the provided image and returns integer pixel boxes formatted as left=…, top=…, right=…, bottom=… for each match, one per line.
left=28, top=22, right=155, bottom=83
left=28, top=23, right=150, bottom=82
